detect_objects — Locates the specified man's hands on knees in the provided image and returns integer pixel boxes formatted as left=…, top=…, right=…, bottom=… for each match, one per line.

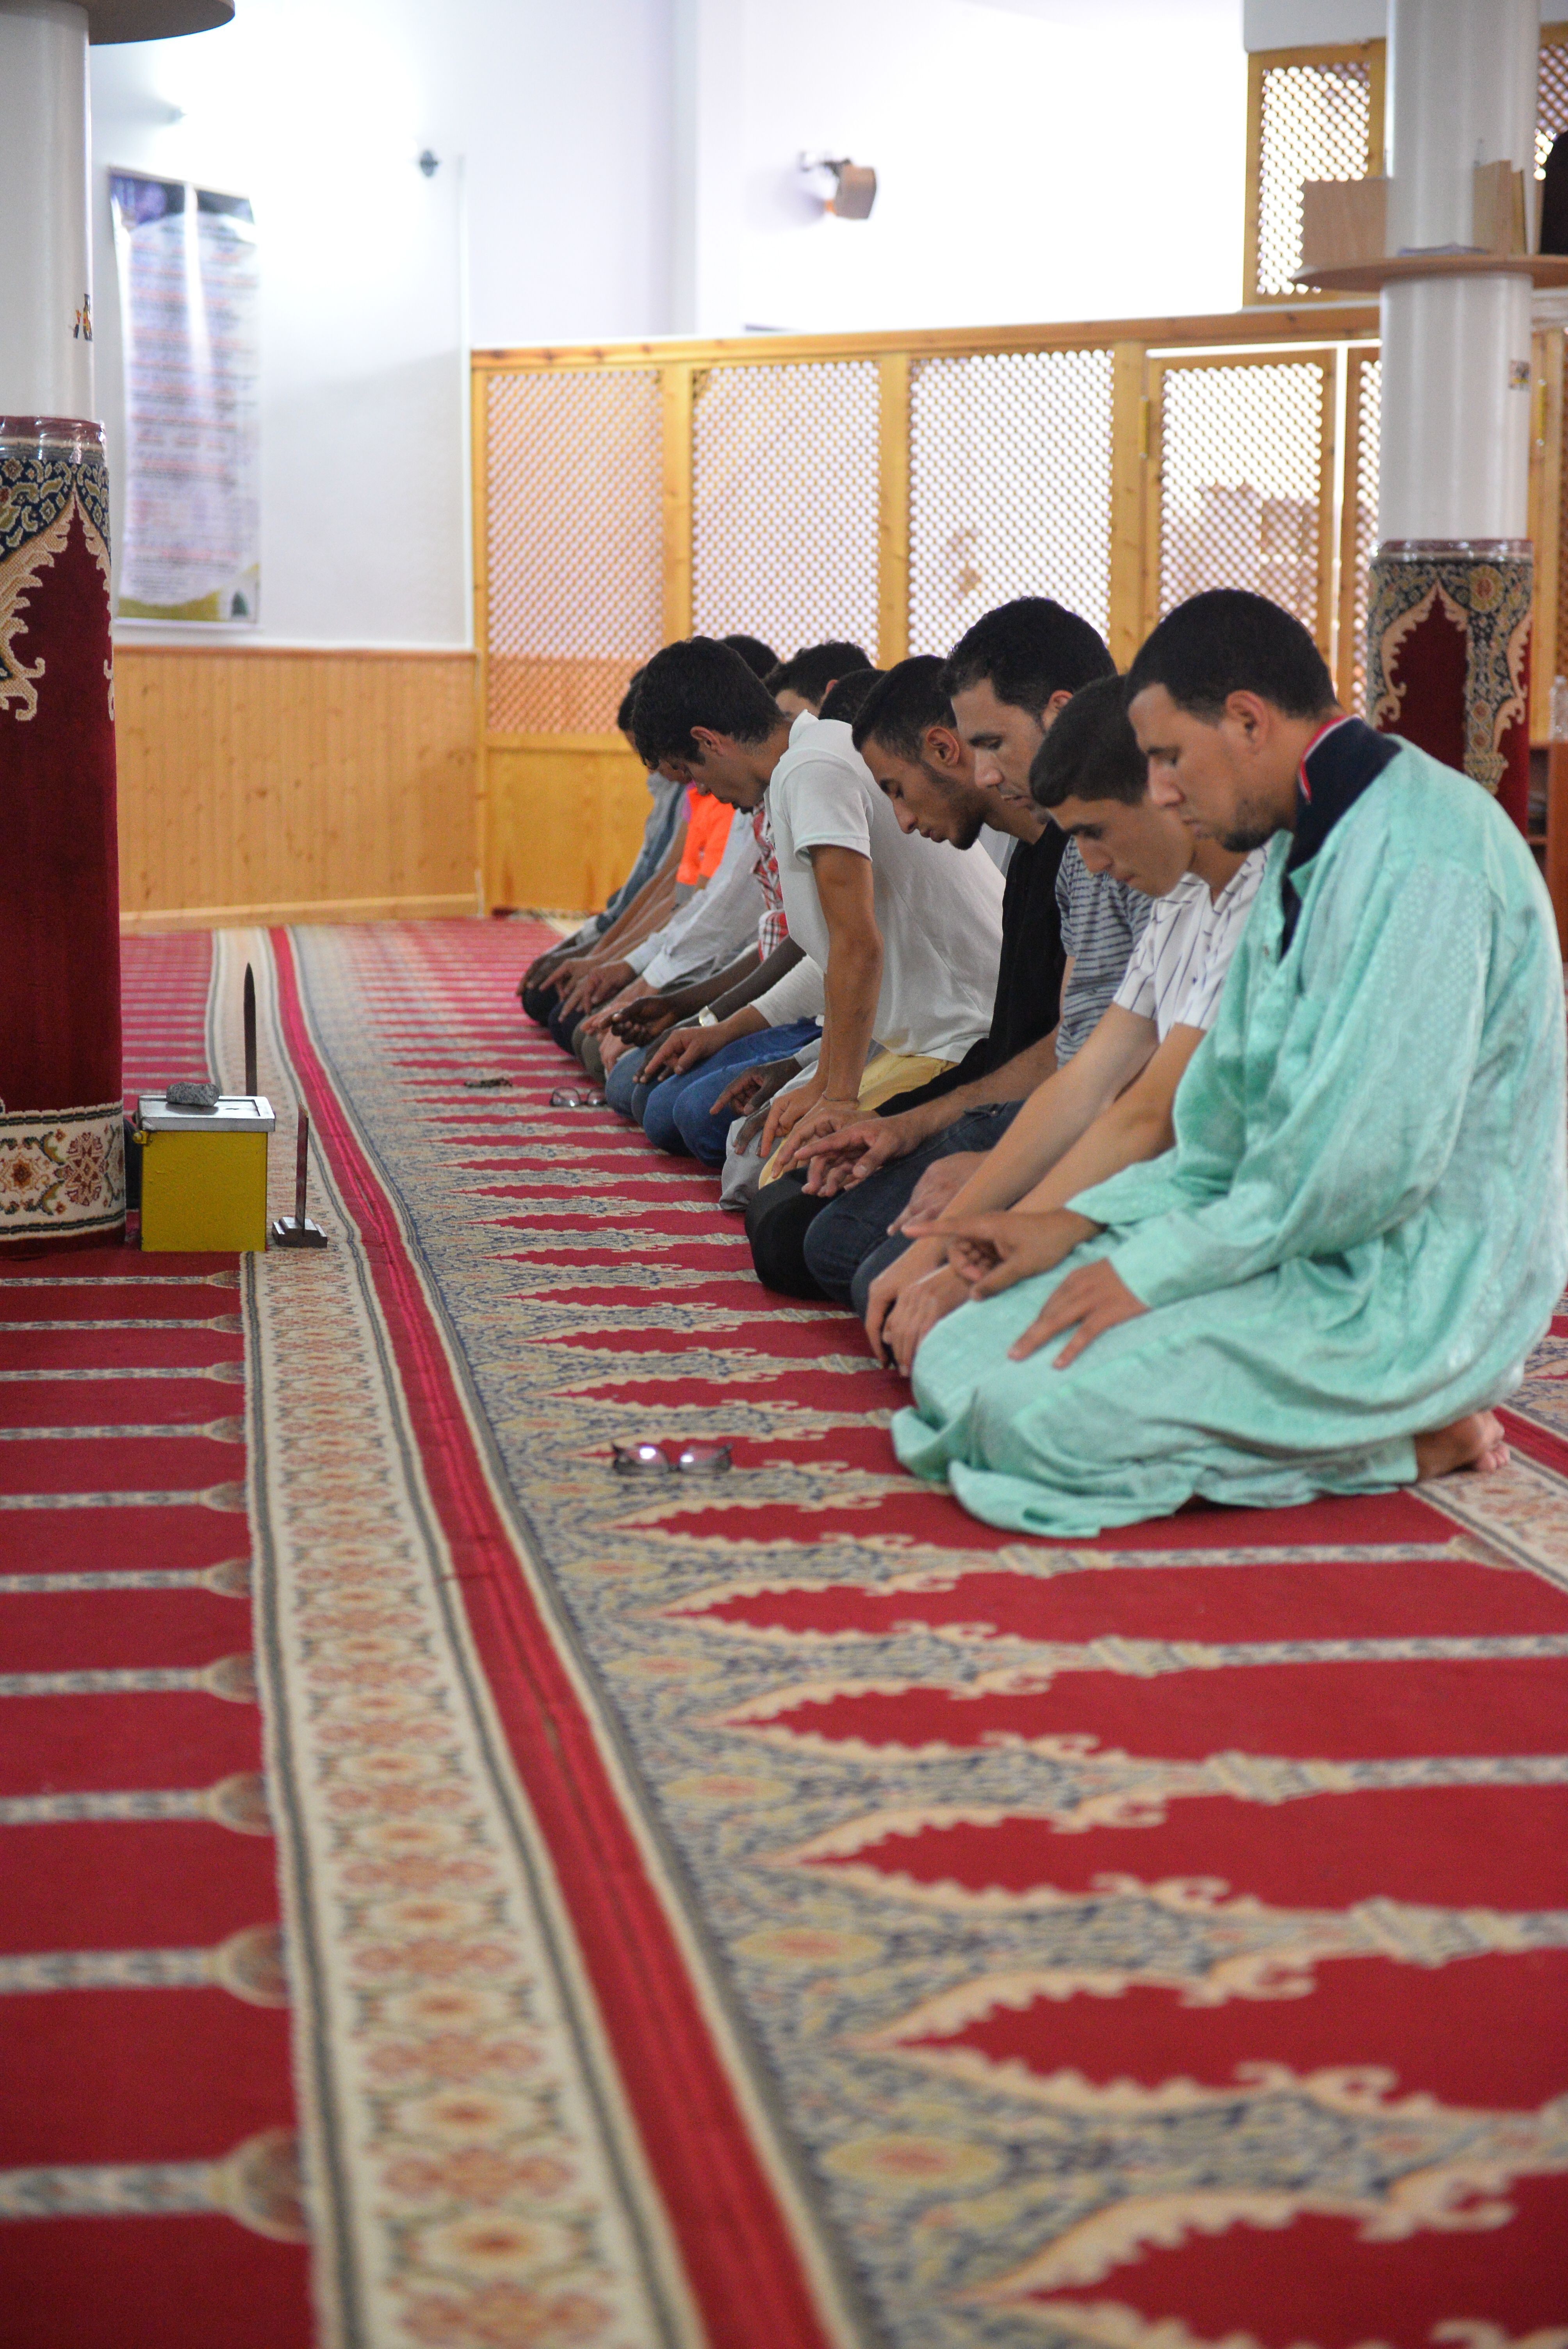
left=611, top=996, right=681, bottom=1047
left=758, top=1071, right=825, bottom=1161
left=893, top=1154, right=983, bottom=1233
left=778, top=1096, right=872, bottom=1171
left=882, top=1267, right=972, bottom=1378
left=795, top=1105, right=937, bottom=1198
left=723, top=1059, right=801, bottom=1149
left=1008, top=1259, right=1146, bottom=1367
left=865, top=1236, right=946, bottom=1366
left=640, top=1022, right=711, bottom=1083
left=558, top=959, right=637, bottom=1017
left=926, top=1207, right=1098, bottom=1298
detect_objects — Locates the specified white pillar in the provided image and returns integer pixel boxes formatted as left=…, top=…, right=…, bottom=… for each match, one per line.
left=0, top=0, right=93, bottom=421
left=1378, top=0, right=1539, bottom=540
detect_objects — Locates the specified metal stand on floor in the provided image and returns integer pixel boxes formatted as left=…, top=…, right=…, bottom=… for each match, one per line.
left=269, top=1103, right=328, bottom=1249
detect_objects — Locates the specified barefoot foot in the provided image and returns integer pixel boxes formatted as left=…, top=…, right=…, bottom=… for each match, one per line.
left=1413, top=1410, right=1510, bottom=1480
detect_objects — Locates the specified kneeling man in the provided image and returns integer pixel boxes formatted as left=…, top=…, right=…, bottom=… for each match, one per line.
left=894, top=589, right=1568, bottom=1535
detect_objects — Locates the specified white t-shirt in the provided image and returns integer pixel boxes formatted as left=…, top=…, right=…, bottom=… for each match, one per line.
left=1112, top=850, right=1265, bottom=1039
left=767, top=715, right=1005, bottom=1062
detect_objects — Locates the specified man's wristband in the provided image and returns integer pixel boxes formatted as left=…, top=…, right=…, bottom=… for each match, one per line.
left=697, top=1007, right=719, bottom=1027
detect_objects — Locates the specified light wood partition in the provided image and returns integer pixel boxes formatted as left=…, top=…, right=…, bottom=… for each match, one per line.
left=474, top=303, right=1386, bottom=914
left=483, top=735, right=651, bottom=916
left=115, top=645, right=478, bottom=933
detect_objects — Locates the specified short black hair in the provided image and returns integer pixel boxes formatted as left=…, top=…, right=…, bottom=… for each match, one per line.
left=630, top=638, right=784, bottom=768
left=722, top=633, right=779, bottom=678
left=1125, top=590, right=1336, bottom=720
left=944, top=598, right=1115, bottom=717
left=765, top=640, right=873, bottom=706
left=1031, top=676, right=1148, bottom=809
left=818, top=667, right=884, bottom=726
left=615, top=666, right=646, bottom=737
left=850, top=655, right=954, bottom=760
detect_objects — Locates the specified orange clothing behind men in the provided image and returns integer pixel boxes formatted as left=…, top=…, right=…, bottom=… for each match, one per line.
left=677, top=790, right=734, bottom=888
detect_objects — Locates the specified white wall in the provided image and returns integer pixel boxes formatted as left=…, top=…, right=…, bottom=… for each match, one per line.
left=92, top=0, right=676, bottom=649
left=92, top=0, right=1248, bottom=649
left=686, top=0, right=1247, bottom=335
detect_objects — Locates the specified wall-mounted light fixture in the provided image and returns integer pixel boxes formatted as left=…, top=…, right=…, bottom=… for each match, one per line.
left=798, top=153, right=877, bottom=220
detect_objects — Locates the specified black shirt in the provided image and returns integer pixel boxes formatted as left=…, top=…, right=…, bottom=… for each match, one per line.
left=877, top=822, right=1068, bottom=1116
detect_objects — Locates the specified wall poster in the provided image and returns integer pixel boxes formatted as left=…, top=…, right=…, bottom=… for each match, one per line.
left=109, top=173, right=260, bottom=624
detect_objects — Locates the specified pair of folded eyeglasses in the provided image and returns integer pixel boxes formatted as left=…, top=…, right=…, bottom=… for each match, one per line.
left=612, top=1438, right=732, bottom=1477
left=549, top=1086, right=607, bottom=1109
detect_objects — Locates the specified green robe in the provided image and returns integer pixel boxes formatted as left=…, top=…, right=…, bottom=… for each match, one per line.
left=892, top=741, right=1568, bottom=1536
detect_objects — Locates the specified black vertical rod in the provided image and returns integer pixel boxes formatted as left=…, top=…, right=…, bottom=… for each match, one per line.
left=243, top=965, right=258, bottom=1098
left=294, top=1104, right=310, bottom=1225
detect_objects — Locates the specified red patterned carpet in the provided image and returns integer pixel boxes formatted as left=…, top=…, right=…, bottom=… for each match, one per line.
left=0, top=930, right=311, bottom=2348
left=4, top=916, right=1567, bottom=2349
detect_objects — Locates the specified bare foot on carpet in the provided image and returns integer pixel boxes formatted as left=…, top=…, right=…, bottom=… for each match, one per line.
left=1413, top=1410, right=1510, bottom=1480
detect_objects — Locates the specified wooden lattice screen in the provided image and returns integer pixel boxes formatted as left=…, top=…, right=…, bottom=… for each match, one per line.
left=1245, top=27, right=1568, bottom=307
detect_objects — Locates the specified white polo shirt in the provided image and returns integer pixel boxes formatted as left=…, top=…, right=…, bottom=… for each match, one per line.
left=1113, top=850, right=1265, bottom=1039
left=767, top=713, right=1005, bottom=1062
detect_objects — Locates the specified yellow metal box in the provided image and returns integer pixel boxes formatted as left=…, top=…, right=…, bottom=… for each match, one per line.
left=135, top=1094, right=276, bottom=1253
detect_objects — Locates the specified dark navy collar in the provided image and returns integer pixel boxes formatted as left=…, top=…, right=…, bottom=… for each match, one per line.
left=1280, top=716, right=1399, bottom=949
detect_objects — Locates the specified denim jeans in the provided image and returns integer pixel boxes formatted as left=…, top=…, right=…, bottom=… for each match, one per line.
left=640, top=1021, right=821, bottom=1165
left=604, top=1043, right=650, bottom=1118
left=800, top=1102, right=1024, bottom=1313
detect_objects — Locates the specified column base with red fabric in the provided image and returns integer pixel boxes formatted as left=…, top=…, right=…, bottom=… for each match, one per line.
left=1367, top=536, right=1533, bottom=834
left=0, top=416, right=125, bottom=1252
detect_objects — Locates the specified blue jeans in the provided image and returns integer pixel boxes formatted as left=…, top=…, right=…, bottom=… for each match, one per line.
left=801, top=1103, right=1024, bottom=1313
left=640, top=1021, right=822, bottom=1166
left=605, top=1043, right=650, bottom=1119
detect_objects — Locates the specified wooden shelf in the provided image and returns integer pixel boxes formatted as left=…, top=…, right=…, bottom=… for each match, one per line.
left=1292, top=252, right=1568, bottom=294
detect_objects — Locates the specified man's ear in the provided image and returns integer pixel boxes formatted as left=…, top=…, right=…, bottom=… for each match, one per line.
left=687, top=725, right=727, bottom=766
left=925, top=722, right=967, bottom=771
left=1039, top=688, right=1075, bottom=733
left=1221, top=691, right=1272, bottom=748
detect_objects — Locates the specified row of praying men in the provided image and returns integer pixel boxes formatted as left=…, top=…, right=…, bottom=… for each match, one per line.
left=517, top=590, right=1567, bottom=1536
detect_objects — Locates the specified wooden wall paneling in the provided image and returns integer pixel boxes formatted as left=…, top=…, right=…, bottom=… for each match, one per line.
left=484, top=742, right=651, bottom=914
left=115, top=647, right=478, bottom=931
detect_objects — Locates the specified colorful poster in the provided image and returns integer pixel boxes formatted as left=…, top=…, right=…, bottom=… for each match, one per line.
left=109, top=173, right=260, bottom=624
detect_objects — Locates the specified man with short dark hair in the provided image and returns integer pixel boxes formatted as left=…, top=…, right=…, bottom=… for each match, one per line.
left=894, top=590, right=1567, bottom=1535
left=766, top=641, right=873, bottom=718
left=630, top=639, right=1004, bottom=1282
left=791, top=602, right=1148, bottom=1309
left=868, top=674, right=1259, bottom=1369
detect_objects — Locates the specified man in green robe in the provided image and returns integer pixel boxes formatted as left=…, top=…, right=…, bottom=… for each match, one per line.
left=893, top=589, right=1568, bottom=1537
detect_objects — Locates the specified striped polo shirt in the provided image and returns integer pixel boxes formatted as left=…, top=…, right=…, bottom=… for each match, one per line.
left=1113, top=849, right=1266, bottom=1039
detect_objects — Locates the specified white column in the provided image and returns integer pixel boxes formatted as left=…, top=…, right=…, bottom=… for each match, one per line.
left=0, top=0, right=93, bottom=420
left=1377, top=0, right=1539, bottom=541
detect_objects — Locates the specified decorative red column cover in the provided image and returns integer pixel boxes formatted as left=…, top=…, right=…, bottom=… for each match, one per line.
left=0, top=415, right=125, bottom=1249
left=1366, top=538, right=1533, bottom=834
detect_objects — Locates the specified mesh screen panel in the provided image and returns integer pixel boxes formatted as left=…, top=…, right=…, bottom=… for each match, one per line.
left=1256, top=59, right=1376, bottom=297
left=1159, top=359, right=1329, bottom=640
left=907, top=349, right=1114, bottom=655
left=1540, top=31, right=1568, bottom=172
left=1346, top=353, right=1380, bottom=717
left=691, top=361, right=878, bottom=659
left=485, top=369, right=663, bottom=734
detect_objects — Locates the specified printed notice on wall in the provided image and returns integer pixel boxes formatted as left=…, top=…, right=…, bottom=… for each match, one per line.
left=109, top=173, right=260, bottom=624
